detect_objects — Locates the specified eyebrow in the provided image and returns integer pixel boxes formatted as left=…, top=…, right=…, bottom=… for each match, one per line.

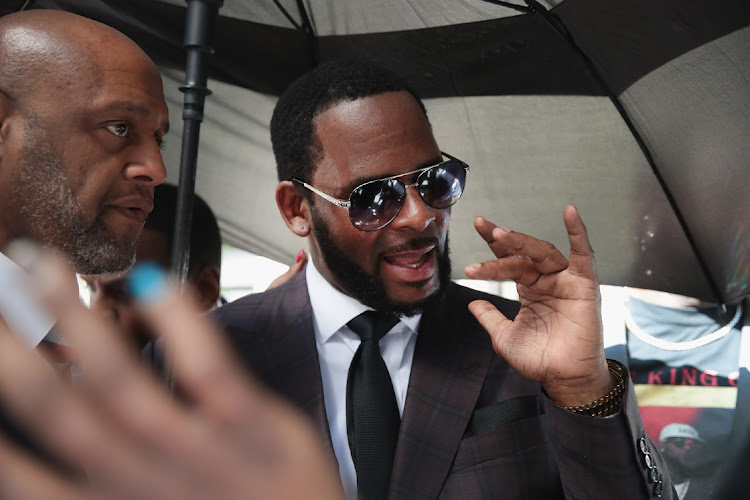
left=98, top=101, right=170, bottom=133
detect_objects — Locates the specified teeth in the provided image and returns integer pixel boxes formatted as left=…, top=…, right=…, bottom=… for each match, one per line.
left=385, top=248, right=432, bottom=268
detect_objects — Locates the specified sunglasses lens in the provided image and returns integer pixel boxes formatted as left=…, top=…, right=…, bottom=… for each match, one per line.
left=418, top=160, right=466, bottom=209
left=349, top=179, right=406, bottom=230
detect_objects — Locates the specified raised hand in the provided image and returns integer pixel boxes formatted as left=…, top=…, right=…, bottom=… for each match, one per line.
left=0, top=243, right=344, bottom=500
left=464, top=205, right=613, bottom=407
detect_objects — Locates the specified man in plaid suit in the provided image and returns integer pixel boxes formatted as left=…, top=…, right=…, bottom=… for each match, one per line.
left=215, top=59, right=675, bottom=499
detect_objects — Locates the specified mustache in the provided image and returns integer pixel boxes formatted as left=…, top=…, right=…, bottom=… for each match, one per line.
left=380, top=237, right=440, bottom=256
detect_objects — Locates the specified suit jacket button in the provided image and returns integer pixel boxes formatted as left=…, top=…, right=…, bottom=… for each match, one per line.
left=644, top=451, right=653, bottom=469
left=639, top=436, right=649, bottom=454
left=654, top=479, right=663, bottom=497
left=650, top=466, right=659, bottom=483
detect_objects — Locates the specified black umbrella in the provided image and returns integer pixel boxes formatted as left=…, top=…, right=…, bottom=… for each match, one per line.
left=11, top=0, right=750, bottom=305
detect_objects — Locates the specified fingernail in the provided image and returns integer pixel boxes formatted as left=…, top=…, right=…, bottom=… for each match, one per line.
left=498, top=226, right=510, bottom=232
left=465, top=263, right=480, bottom=273
left=127, top=262, right=168, bottom=302
left=296, top=249, right=305, bottom=263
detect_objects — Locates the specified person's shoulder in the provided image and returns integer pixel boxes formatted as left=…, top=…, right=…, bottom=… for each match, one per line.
left=212, top=272, right=307, bottom=327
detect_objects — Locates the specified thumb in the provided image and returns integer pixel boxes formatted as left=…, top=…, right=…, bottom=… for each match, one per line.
left=468, top=299, right=513, bottom=355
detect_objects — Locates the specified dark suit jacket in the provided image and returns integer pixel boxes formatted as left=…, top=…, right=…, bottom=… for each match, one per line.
left=214, top=272, right=674, bottom=499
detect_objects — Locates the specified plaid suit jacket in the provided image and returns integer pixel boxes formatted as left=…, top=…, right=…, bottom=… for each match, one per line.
left=214, top=271, right=674, bottom=499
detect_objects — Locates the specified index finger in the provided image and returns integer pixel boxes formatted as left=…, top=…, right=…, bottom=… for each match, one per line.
left=474, top=216, right=569, bottom=274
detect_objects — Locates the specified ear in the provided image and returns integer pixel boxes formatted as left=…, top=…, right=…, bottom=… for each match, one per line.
left=192, top=266, right=221, bottom=312
left=0, top=91, right=21, bottom=162
left=0, top=91, right=11, bottom=152
left=276, top=180, right=311, bottom=237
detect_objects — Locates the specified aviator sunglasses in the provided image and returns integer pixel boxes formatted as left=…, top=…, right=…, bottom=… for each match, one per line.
left=294, top=152, right=469, bottom=231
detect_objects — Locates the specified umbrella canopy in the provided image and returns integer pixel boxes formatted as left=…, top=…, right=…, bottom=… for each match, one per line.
left=5, top=0, right=750, bottom=304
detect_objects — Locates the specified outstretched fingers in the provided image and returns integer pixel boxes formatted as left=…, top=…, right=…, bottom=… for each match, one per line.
left=129, top=266, right=345, bottom=498
left=16, top=247, right=190, bottom=446
left=1, top=243, right=344, bottom=499
left=0, top=298, right=170, bottom=497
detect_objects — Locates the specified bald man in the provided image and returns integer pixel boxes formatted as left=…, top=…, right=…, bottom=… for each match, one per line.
left=0, top=4, right=168, bottom=474
left=0, top=8, right=168, bottom=350
left=0, top=10, right=342, bottom=499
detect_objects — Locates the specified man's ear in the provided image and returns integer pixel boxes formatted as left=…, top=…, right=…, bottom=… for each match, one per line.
left=0, top=91, right=11, bottom=153
left=192, top=266, right=221, bottom=312
left=276, top=180, right=311, bottom=237
left=0, top=91, right=20, bottom=160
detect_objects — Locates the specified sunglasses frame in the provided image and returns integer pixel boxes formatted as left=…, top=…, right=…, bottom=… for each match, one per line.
left=293, top=151, right=469, bottom=231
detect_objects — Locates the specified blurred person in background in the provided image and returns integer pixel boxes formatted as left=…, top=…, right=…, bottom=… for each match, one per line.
left=82, top=183, right=222, bottom=350
left=603, top=286, right=748, bottom=499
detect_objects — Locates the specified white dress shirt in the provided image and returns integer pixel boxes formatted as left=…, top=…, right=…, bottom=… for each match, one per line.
left=306, top=260, right=420, bottom=499
left=0, top=252, right=54, bottom=348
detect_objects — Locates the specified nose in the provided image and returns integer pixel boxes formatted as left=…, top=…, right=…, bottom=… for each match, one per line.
left=123, top=140, right=168, bottom=186
left=389, top=184, right=436, bottom=232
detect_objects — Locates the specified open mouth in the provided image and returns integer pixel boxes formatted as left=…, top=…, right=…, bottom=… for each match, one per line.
left=384, top=248, right=434, bottom=269
left=382, top=245, right=437, bottom=283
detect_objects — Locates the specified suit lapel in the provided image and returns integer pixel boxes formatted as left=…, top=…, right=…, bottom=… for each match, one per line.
left=259, top=273, right=336, bottom=459
left=390, top=285, right=497, bottom=499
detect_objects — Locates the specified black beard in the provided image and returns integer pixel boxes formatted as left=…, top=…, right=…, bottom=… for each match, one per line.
left=311, top=209, right=451, bottom=316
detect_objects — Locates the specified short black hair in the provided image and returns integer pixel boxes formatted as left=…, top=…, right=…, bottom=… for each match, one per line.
left=144, top=183, right=222, bottom=276
left=270, top=59, right=428, bottom=185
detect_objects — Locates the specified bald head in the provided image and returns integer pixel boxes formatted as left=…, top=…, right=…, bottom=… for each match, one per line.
left=0, top=10, right=156, bottom=103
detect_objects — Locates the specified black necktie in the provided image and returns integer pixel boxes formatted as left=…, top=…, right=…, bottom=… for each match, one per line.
left=346, top=311, right=401, bottom=500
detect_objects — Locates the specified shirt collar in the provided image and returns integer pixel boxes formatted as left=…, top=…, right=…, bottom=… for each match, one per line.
left=306, top=258, right=420, bottom=344
left=0, top=252, right=55, bottom=348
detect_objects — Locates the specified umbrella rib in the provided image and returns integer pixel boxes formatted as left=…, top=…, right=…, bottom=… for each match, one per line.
left=515, top=0, right=725, bottom=304
left=271, top=0, right=304, bottom=31
left=294, top=0, right=319, bottom=67
left=270, top=0, right=319, bottom=68
left=480, top=0, right=532, bottom=14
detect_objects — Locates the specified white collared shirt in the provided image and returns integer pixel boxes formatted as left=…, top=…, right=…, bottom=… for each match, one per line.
left=0, top=252, right=54, bottom=348
left=306, top=259, right=420, bottom=499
